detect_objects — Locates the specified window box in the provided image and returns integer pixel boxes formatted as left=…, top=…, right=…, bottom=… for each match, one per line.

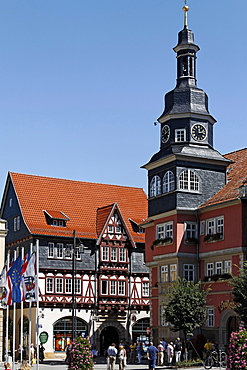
left=204, top=233, right=223, bottom=242
left=220, top=273, right=232, bottom=280
left=203, top=273, right=233, bottom=282
left=152, top=237, right=173, bottom=247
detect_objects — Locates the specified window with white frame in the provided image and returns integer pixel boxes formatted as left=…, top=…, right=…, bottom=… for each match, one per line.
left=170, top=264, right=177, bottom=281
left=46, top=277, right=54, bottom=293
left=75, top=278, right=81, bottom=294
left=110, top=280, right=116, bottom=295
left=185, top=222, right=197, bottom=240
left=163, top=171, right=175, bottom=193
left=57, top=243, right=63, bottom=259
left=200, top=220, right=205, bottom=235
left=101, top=280, right=108, bottom=295
left=179, top=170, right=199, bottom=192
left=65, top=278, right=72, bottom=294
left=108, top=225, right=114, bottom=233
left=74, top=246, right=80, bottom=259
left=161, top=265, right=169, bottom=282
left=224, top=260, right=232, bottom=274
left=14, top=216, right=20, bottom=232
left=206, top=262, right=214, bottom=277
left=56, top=278, right=63, bottom=293
left=183, top=264, right=194, bottom=281
left=160, top=305, right=168, bottom=326
left=142, top=282, right=149, bottom=297
left=65, top=244, right=72, bottom=259
left=150, top=175, right=161, bottom=197
left=156, top=221, right=173, bottom=240
left=206, top=307, right=214, bottom=327
left=119, top=248, right=126, bottom=262
left=175, top=129, right=186, bottom=142
left=206, top=216, right=224, bottom=238
left=111, top=247, right=117, bottom=261
left=216, top=261, right=222, bottom=275
left=102, top=246, right=109, bottom=261
left=118, top=280, right=125, bottom=295
left=115, top=225, right=121, bottom=233
left=48, top=242, right=54, bottom=258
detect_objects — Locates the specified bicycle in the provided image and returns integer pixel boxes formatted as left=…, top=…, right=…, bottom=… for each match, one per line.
left=204, top=349, right=227, bottom=369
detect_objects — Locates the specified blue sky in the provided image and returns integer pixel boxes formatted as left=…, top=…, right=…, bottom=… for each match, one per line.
left=0, top=0, right=246, bottom=195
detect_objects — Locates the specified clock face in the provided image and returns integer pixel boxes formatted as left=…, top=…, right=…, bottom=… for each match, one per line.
left=161, top=125, right=170, bottom=143
left=191, top=124, right=207, bottom=141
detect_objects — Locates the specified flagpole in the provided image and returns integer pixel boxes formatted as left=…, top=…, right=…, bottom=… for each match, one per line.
left=28, top=243, right=33, bottom=365
left=20, top=247, right=24, bottom=364
left=6, top=252, right=10, bottom=363
left=12, top=250, right=17, bottom=370
left=35, top=240, right=40, bottom=370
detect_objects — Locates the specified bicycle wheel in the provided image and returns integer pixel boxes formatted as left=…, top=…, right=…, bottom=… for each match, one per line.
left=204, top=356, right=213, bottom=369
left=220, top=352, right=227, bottom=368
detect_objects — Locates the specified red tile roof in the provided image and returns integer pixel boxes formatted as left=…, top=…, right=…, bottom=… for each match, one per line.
left=200, top=148, right=247, bottom=209
left=9, top=172, right=147, bottom=242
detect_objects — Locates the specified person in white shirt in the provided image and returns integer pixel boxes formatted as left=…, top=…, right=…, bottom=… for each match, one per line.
left=107, top=343, right=118, bottom=370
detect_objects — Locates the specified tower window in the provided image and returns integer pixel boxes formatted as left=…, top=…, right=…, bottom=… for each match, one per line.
left=175, top=129, right=186, bottom=142
left=163, top=171, right=175, bottom=193
left=150, top=175, right=161, bottom=197
left=179, top=170, right=199, bottom=192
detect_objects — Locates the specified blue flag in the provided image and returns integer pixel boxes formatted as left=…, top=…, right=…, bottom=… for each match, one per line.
left=7, top=254, right=23, bottom=303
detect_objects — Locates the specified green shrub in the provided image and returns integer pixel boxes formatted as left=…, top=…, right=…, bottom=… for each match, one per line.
left=68, top=337, right=94, bottom=370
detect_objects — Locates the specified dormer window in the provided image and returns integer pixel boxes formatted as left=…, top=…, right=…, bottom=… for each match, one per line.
left=43, top=210, right=70, bottom=227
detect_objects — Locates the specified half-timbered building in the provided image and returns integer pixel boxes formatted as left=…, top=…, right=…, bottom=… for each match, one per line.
left=0, top=172, right=150, bottom=357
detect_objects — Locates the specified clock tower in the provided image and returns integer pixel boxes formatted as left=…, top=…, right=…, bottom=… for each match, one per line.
left=142, top=5, right=229, bottom=217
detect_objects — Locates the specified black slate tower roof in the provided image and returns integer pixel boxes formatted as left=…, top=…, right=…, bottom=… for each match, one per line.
left=142, top=5, right=230, bottom=216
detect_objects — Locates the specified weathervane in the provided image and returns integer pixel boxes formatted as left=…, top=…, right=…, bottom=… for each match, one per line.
left=182, top=0, right=189, bottom=28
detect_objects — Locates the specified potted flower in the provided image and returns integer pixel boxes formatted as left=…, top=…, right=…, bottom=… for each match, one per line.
left=67, top=337, right=94, bottom=370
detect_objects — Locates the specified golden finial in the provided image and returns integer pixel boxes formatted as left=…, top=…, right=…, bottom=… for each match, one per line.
left=182, top=0, right=189, bottom=28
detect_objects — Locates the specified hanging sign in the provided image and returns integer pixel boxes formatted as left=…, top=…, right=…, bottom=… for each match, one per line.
left=39, top=331, right=49, bottom=344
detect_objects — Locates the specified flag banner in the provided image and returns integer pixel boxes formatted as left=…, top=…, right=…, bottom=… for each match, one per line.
left=22, top=252, right=37, bottom=302
left=0, top=265, right=8, bottom=308
left=7, top=254, right=22, bottom=303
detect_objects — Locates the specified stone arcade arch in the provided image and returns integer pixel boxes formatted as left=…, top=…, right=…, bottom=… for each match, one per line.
left=97, top=321, right=126, bottom=355
left=219, top=309, right=238, bottom=350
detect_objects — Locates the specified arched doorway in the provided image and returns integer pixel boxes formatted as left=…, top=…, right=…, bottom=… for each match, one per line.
left=100, top=327, right=119, bottom=355
left=53, top=317, right=88, bottom=351
left=227, top=316, right=238, bottom=343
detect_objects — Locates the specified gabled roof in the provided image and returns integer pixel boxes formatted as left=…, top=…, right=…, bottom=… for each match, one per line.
left=199, top=148, right=247, bottom=209
left=96, top=202, right=136, bottom=248
left=3, top=172, right=147, bottom=242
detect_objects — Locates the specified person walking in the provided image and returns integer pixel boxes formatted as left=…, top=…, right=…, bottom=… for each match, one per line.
left=147, top=341, right=158, bottom=370
left=107, top=343, right=118, bottom=370
left=136, top=342, right=142, bottom=364
left=167, top=342, right=174, bottom=364
left=157, top=341, right=164, bottom=366
left=174, top=337, right=182, bottom=363
left=129, top=342, right=137, bottom=364
left=118, top=345, right=127, bottom=370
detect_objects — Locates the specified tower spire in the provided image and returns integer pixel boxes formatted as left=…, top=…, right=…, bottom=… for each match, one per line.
left=182, top=0, right=189, bottom=29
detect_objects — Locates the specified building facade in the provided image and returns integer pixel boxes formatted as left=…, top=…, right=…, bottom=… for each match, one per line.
left=0, top=172, right=150, bottom=358
left=142, top=6, right=246, bottom=349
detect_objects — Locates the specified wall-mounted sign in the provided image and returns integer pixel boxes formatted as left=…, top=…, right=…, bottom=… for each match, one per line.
left=39, top=331, right=49, bottom=344
left=218, top=300, right=237, bottom=313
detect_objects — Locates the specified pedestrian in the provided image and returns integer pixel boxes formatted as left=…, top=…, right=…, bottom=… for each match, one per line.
left=118, top=345, right=127, bottom=370
left=174, top=337, right=182, bottom=363
left=65, top=344, right=72, bottom=363
left=107, top=343, right=118, bottom=370
left=204, top=339, right=213, bottom=359
left=39, top=344, right=45, bottom=363
left=147, top=341, right=158, bottom=370
left=157, top=341, right=164, bottom=366
left=161, top=338, right=167, bottom=364
left=129, top=342, right=137, bottom=363
left=16, top=344, right=23, bottom=362
left=136, top=342, right=142, bottom=364
left=29, top=344, right=35, bottom=365
left=167, top=342, right=174, bottom=364
left=4, top=363, right=11, bottom=370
